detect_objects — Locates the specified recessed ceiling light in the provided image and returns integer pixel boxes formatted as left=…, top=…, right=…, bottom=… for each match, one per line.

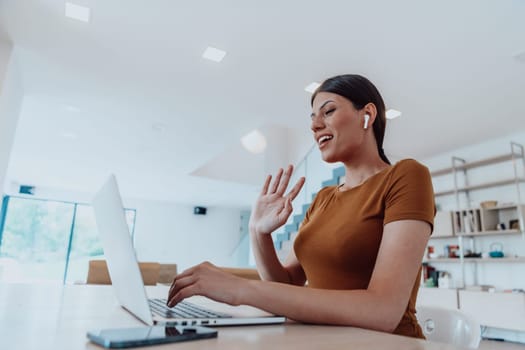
left=65, top=2, right=91, bottom=23
left=386, top=109, right=402, bottom=120
left=304, top=82, right=320, bottom=94
left=514, top=51, right=525, bottom=63
left=241, top=129, right=267, bottom=154
left=61, top=131, right=78, bottom=140
left=152, top=123, right=167, bottom=133
left=202, top=47, right=226, bottom=62
left=62, top=104, right=81, bottom=113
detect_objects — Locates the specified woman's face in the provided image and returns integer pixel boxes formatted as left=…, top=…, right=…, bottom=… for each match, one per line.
left=311, top=92, right=364, bottom=163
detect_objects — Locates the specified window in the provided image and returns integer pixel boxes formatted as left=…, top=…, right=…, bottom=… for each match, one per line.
left=64, top=204, right=135, bottom=283
left=0, top=195, right=136, bottom=284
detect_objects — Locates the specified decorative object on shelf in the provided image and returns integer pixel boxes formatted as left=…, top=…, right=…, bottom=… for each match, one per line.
left=445, top=244, right=460, bottom=258
left=424, top=278, right=435, bottom=288
left=480, top=200, right=498, bottom=209
left=489, top=242, right=504, bottom=258
left=496, top=222, right=506, bottom=231
left=427, top=246, right=439, bottom=259
left=464, top=250, right=482, bottom=258
left=437, top=271, right=452, bottom=289
left=509, top=219, right=519, bottom=230
left=422, top=263, right=437, bottom=287
left=427, top=246, right=434, bottom=258
left=463, top=212, right=475, bottom=233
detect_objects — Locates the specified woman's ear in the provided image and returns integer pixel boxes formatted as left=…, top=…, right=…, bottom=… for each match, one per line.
left=363, top=103, right=378, bottom=127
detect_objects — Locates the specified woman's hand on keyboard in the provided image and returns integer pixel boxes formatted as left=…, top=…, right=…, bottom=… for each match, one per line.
left=167, top=261, right=248, bottom=307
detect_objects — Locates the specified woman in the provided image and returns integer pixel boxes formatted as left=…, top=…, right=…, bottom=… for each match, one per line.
left=168, top=74, right=435, bottom=338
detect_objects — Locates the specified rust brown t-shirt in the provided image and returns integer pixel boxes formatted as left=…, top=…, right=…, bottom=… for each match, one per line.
left=293, top=159, right=435, bottom=338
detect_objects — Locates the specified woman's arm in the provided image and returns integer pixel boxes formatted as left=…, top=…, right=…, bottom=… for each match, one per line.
left=168, top=219, right=430, bottom=333
left=250, top=228, right=306, bottom=285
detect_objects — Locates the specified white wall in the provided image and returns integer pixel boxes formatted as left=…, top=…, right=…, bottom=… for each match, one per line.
left=422, top=130, right=525, bottom=291
left=0, top=42, right=23, bottom=195
left=261, top=124, right=290, bottom=174
left=125, top=198, right=244, bottom=272
left=0, top=38, right=12, bottom=87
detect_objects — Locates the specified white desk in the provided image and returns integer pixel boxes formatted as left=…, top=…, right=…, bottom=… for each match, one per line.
left=0, top=283, right=461, bottom=349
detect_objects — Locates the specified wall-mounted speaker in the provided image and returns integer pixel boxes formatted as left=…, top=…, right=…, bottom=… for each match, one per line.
left=193, top=206, right=207, bottom=215
left=19, top=185, right=35, bottom=195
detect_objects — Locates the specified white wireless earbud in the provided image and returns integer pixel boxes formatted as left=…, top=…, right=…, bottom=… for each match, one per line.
left=363, top=114, right=370, bottom=129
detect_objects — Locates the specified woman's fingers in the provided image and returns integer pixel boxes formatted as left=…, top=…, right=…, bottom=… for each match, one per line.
left=262, top=165, right=300, bottom=197
left=168, top=284, right=198, bottom=308
left=260, top=175, right=272, bottom=195
left=168, top=274, right=196, bottom=306
left=268, top=168, right=283, bottom=194
left=166, top=262, right=246, bottom=308
left=168, top=265, right=197, bottom=297
left=287, top=177, right=306, bottom=201
left=167, top=262, right=218, bottom=306
left=275, top=165, right=293, bottom=195
left=168, top=263, right=203, bottom=302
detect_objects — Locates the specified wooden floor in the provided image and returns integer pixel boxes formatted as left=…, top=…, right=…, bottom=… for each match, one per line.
left=479, top=340, right=525, bottom=349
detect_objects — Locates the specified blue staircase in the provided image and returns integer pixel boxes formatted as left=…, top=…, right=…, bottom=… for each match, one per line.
left=273, top=166, right=345, bottom=251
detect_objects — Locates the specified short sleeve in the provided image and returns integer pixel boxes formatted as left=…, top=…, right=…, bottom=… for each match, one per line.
left=383, top=159, right=435, bottom=231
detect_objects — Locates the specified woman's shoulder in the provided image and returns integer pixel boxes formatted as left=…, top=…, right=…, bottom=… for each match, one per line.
left=315, top=185, right=338, bottom=198
left=391, top=158, right=430, bottom=174
left=385, top=159, right=432, bottom=184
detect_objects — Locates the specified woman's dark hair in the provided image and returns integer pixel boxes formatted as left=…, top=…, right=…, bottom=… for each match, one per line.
left=311, top=74, right=390, bottom=165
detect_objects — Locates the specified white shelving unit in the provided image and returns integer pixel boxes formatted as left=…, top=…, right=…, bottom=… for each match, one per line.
left=420, top=142, right=525, bottom=335
left=429, top=142, right=525, bottom=288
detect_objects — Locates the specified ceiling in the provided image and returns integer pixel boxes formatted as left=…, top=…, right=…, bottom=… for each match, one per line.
left=0, top=0, right=524, bottom=207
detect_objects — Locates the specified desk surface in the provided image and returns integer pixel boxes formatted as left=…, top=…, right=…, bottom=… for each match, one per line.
left=0, top=283, right=461, bottom=349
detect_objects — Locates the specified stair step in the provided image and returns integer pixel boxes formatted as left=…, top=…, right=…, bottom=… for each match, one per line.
left=333, top=166, right=345, bottom=179
left=302, top=203, right=310, bottom=213
left=281, top=239, right=294, bottom=251
left=275, top=232, right=289, bottom=243
left=321, top=178, right=338, bottom=187
left=284, top=223, right=298, bottom=233
left=292, top=213, right=305, bottom=225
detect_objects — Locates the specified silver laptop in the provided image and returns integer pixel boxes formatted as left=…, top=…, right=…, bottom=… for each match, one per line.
left=92, top=174, right=286, bottom=326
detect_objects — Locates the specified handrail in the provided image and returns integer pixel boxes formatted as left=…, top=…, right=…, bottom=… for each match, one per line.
left=287, top=142, right=316, bottom=207
left=229, top=229, right=250, bottom=258
left=294, top=143, right=317, bottom=171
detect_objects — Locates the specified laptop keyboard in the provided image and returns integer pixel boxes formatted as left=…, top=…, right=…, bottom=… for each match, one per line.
left=148, top=299, right=231, bottom=319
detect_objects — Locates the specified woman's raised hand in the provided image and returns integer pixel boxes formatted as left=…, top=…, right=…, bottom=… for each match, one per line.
left=249, top=165, right=305, bottom=235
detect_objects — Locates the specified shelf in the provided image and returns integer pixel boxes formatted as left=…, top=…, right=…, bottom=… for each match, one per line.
left=468, top=257, right=525, bottom=263
left=424, top=258, right=462, bottom=263
left=431, top=154, right=515, bottom=176
left=424, top=257, right=525, bottom=263
left=429, top=234, right=455, bottom=239
left=483, top=204, right=522, bottom=211
left=456, top=229, right=521, bottom=237
left=434, top=178, right=525, bottom=197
